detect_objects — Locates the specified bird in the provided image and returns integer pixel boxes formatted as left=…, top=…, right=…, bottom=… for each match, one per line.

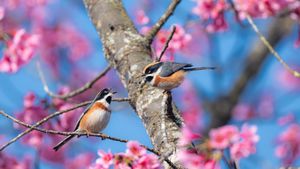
left=142, top=61, right=215, bottom=90
left=53, top=88, right=116, bottom=151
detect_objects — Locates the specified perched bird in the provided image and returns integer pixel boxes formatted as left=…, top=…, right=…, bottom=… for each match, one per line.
left=142, top=61, right=215, bottom=90
left=53, top=88, right=116, bottom=151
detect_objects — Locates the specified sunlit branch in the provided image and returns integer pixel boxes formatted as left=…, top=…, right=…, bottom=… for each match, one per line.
left=157, top=26, right=177, bottom=61
left=0, top=110, right=177, bottom=169
left=246, top=14, right=300, bottom=78
left=146, top=0, right=181, bottom=43
left=37, top=62, right=111, bottom=100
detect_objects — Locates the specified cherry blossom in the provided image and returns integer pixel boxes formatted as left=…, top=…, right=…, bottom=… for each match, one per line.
left=0, top=29, right=40, bottom=73
left=277, top=66, right=300, bottom=90
left=40, top=145, right=66, bottom=163
left=177, top=149, right=220, bottom=169
left=134, top=154, right=161, bottom=169
left=192, top=0, right=228, bottom=32
left=240, top=124, right=259, bottom=143
left=14, top=92, right=50, bottom=148
left=0, top=153, right=32, bottom=169
left=89, top=141, right=161, bottom=169
left=93, top=150, right=114, bottom=169
left=230, top=124, right=259, bottom=160
left=234, top=0, right=293, bottom=19
left=232, top=103, right=255, bottom=121
left=65, top=153, right=94, bottom=169
left=153, top=25, right=192, bottom=60
left=178, top=126, right=201, bottom=146
left=0, top=6, right=5, bottom=20
left=135, top=10, right=149, bottom=25
left=277, top=114, right=295, bottom=126
left=209, top=125, right=239, bottom=149
left=209, top=124, right=259, bottom=161
left=230, top=141, right=254, bottom=160
left=126, top=141, right=147, bottom=158
left=275, top=124, right=300, bottom=166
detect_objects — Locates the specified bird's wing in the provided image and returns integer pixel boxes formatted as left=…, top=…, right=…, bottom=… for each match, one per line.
left=73, top=104, right=92, bottom=131
left=159, top=62, right=192, bottom=77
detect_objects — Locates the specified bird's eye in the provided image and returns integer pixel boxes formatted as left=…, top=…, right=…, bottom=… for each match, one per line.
left=145, top=76, right=153, bottom=82
left=101, top=89, right=109, bottom=96
left=145, top=68, right=151, bottom=74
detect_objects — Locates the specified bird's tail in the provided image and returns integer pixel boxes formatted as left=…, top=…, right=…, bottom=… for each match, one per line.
left=53, top=135, right=75, bottom=151
left=184, top=67, right=216, bottom=71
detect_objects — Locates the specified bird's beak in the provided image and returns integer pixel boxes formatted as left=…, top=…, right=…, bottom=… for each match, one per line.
left=109, top=88, right=117, bottom=94
left=108, top=88, right=117, bottom=94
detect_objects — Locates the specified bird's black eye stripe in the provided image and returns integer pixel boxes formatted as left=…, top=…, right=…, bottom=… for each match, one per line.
left=106, top=96, right=112, bottom=104
left=145, top=76, right=153, bottom=82
left=145, top=62, right=163, bottom=74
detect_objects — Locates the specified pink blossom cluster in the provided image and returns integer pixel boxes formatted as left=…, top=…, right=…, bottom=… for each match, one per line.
left=178, top=148, right=221, bottom=169
left=135, top=9, right=150, bottom=25
left=35, top=23, right=91, bottom=65
left=14, top=92, right=49, bottom=148
left=233, top=94, right=274, bottom=121
left=51, top=87, right=84, bottom=133
left=65, top=153, right=95, bottom=169
left=1, top=0, right=51, bottom=10
left=153, top=25, right=192, bottom=61
left=209, top=124, right=259, bottom=160
left=275, top=124, right=300, bottom=166
left=0, top=0, right=91, bottom=74
left=0, top=152, right=31, bottom=169
left=0, top=134, right=31, bottom=168
left=134, top=10, right=195, bottom=60
left=234, top=0, right=300, bottom=19
left=0, top=29, right=40, bottom=73
left=178, top=121, right=259, bottom=168
left=192, top=0, right=300, bottom=32
left=89, top=141, right=161, bottom=169
left=192, top=0, right=228, bottom=32
left=13, top=89, right=85, bottom=164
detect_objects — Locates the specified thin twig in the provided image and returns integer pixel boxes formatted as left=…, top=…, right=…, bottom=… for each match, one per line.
left=222, top=155, right=233, bottom=169
left=37, top=62, right=111, bottom=100
left=0, top=110, right=177, bottom=169
left=0, top=97, right=129, bottom=152
left=146, top=0, right=181, bottom=43
left=0, top=101, right=90, bottom=151
left=246, top=14, right=300, bottom=78
left=157, top=26, right=177, bottom=61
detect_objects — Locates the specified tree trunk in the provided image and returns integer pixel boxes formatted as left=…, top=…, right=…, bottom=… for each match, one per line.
left=83, top=0, right=182, bottom=168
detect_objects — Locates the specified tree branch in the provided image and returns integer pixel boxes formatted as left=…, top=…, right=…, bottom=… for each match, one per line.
left=246, top=15, right=300, bottom=78
left=157, top=26, right=176, bottom=61
left=146, top=0, right=181, bottom=43
left=0, top=98, right=128, bottom=151
left=83, top=0, right=183, bottom=168
left=0, top=101, right=90, bottom=151
left=0, top=110, right=177, bottom=169
left=37, top=62, right=111, bottom=100
left=206, top=17, right=293, bottom=131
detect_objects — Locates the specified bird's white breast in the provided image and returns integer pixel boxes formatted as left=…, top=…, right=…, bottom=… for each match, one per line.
left=86, top=109, right=111, bottom=133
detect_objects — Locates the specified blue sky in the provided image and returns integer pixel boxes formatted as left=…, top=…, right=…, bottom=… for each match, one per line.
left=1, top=0, right=300, bottom=168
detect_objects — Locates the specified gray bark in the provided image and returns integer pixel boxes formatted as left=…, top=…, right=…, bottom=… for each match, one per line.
left=83, top=0, right=182, bottom=168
